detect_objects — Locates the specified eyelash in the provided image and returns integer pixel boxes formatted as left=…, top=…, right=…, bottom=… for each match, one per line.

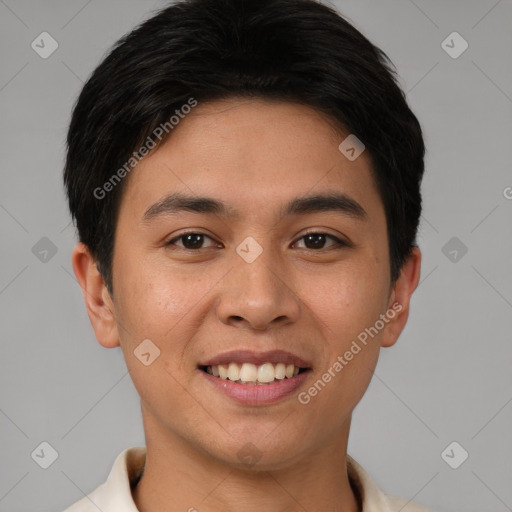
left=165, top=230, right=348, bottom=251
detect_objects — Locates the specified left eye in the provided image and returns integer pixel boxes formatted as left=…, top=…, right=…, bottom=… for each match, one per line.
left=293, top=232, right=344, bottom=250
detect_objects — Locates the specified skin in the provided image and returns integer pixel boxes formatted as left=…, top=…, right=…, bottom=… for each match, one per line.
left=72, top=98, right=421, bottom=512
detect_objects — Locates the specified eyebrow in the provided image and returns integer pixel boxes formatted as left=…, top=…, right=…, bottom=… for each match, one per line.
left=141, top=191, right=367, bottom=223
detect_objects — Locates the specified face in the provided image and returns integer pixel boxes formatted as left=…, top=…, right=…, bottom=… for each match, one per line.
left=77, top=98, right=419, bottom=470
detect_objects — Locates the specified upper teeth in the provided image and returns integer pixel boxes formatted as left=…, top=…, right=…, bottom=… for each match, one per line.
left=206, top=362, right=301, bottom=384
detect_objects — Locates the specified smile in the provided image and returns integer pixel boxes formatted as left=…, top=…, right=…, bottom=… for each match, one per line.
left=201, top=362, right=307, bottom=384
left=198, top=349, right=312, bottom=405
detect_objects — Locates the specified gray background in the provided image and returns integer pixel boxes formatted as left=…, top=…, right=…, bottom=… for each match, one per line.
left=1, top=0, right=511, bottom=511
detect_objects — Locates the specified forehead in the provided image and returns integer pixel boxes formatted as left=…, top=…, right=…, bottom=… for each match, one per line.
left=119, top=98, right=382, bottom=225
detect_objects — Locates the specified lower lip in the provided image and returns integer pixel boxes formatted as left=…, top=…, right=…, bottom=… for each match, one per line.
left=199, top=369, right=310, bottom=406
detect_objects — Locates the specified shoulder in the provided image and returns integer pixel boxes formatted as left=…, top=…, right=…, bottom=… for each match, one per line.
left=347, top=454, right=435, bottom=512
left=61, top=446, right=146, bottom=512
left=62, top=483, right=108, bottom=512
left=384, top=494, right=435, bottom=512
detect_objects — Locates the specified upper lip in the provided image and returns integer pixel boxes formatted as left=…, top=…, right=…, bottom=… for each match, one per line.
left=199, top=350, right=311, bottom=368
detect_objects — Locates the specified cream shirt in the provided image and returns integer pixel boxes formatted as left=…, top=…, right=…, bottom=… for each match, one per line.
left=63, top=446, right=433, bottom=512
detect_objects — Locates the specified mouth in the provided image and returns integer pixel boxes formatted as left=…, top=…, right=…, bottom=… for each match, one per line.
left=200, top=362, right=309, bottom=385
left=197, top=350, right=312, bottom=405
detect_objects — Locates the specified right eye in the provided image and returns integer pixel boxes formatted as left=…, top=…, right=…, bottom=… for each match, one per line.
left=165, top=231, right=221, bottom=250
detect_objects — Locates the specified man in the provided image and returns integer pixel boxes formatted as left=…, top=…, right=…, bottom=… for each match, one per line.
left=63, top=0, right=431, bottom=510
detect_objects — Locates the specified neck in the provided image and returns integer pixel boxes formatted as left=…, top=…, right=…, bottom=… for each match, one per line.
left=132, top=408, right=361, bottom=512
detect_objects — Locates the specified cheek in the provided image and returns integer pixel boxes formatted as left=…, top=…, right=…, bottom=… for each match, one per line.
left=113, top=252, right=195, bottom=337
left=299, top=269, right=385, bottom=419
left=111, top=258, right=196, bottom=413
left=305, top=262, right=390, bottom=343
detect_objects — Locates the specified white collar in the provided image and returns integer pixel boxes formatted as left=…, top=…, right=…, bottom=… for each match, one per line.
left=64, top=446, right=432, bottom=512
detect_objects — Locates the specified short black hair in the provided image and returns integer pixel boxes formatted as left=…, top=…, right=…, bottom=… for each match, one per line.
left=64, top=0, right=425, bottom=294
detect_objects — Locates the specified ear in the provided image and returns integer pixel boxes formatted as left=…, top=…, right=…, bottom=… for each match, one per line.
left=380, top=247, right=421, bottom=348
left=71, top=242, right=120, bottom=348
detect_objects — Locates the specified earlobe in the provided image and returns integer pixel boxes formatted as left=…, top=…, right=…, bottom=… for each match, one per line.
left=71, top=242, right=120, bottom=348
left=380, top=247, right=422, bottom=348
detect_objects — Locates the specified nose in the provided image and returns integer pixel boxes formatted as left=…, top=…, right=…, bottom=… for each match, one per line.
left=215, top=244, right=301, bottom=332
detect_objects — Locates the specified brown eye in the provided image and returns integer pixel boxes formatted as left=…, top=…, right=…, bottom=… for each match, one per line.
left=294, top=232, right=345, bottom=250
left=166, top=232, right=217, bottom=250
